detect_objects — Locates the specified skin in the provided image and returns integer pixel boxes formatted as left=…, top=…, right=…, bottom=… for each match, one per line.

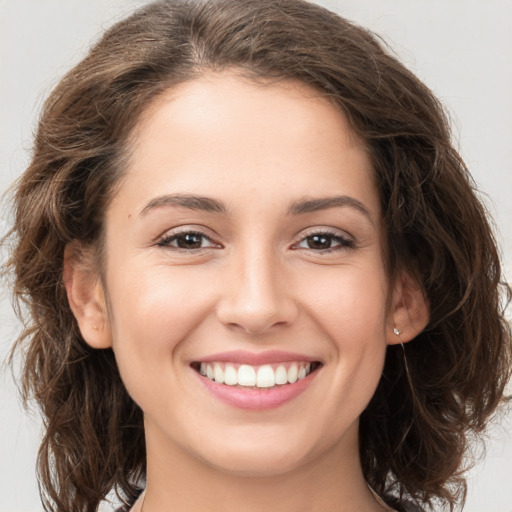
left=65, top=73, right=428, bottom=512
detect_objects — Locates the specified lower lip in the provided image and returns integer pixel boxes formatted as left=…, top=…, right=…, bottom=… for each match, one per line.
left=196, top=369, right=318, bottom=410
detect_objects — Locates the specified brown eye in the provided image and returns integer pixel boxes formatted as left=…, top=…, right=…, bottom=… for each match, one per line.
left=295, top=231, right=355, bottom=252
left=306, top=234, right=333, bottom=250
left=157, top=231, right=217, bottom=250
left=175, top=233, right=204, bottom=249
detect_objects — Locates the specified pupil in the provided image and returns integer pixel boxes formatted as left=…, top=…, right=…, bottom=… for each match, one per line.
left=308, top=235, right=331, bottom=249
left=177, top=233, right=202, bottom=248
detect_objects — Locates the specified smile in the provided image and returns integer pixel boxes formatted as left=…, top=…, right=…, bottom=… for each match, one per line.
left=196, top=361, right=318, bottom=388
left=191, top=356, right=322, bottom=410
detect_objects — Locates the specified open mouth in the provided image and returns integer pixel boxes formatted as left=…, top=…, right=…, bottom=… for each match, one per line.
left=191, top=361, right=322, bottom=389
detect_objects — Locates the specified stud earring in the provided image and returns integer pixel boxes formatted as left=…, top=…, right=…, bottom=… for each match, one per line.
left=393, top=327, right=402, bottom=336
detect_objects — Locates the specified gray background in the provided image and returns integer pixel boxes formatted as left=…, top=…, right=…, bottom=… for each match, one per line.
left=1, top=1, right=510, bottom=511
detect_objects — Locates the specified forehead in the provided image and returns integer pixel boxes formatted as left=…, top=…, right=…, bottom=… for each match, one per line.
left=114, top=72, right=380, bottom=220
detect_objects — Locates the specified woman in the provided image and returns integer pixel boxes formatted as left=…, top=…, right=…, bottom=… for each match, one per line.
left=5, top=0, right=510, bottom=511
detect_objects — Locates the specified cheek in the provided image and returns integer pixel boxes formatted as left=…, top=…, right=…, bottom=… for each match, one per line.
left=300, top=262, right=389, bottom=406
left=286, top=263, right=389, bottom=442
left=105, top=265, right=215, bottom=394
left=299, top=262, right=389, bottom=345
left=109, top=263, right=213, bottom=334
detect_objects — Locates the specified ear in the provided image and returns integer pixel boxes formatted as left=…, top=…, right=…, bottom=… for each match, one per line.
left=63, top=243, right=112, bottom=349
left=386, top=271, right=429, bottom=345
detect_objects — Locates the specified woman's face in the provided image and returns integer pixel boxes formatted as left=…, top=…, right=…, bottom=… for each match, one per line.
left=100, top=73, right=394, bottom=475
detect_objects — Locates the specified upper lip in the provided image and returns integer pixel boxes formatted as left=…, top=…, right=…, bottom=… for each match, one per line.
left=192, top=350, right=318, bottom=366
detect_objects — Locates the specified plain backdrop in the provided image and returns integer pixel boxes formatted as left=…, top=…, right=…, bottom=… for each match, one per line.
left=1, top=1, right=511, bottom=511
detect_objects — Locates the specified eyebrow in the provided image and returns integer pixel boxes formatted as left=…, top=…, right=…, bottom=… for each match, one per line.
left=139, top=193, right=373, bottom=223
left=139, top=194, right=228, bottom=216
left=287, top=195, right=373, bottom=223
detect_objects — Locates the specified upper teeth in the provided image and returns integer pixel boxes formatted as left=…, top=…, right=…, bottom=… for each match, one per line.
left=199, top=362, right=312, bottom=388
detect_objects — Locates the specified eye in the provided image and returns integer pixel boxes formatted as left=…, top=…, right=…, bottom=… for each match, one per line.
left=157, top=230, right=219, bottom=250
left=294, top=231, right=354, bottom=252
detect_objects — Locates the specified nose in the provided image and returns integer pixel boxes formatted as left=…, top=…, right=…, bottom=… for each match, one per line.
left=215, top=245, right=298, bottom=335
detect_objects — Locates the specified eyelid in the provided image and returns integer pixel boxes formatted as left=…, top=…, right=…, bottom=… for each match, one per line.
left=291, top=226, right=355, bottom=251
left=295, top=226, right=354, bottom=241
left=155, top=225, right=222, bottom=249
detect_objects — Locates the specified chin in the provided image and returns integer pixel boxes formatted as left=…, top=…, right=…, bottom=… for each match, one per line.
left=188, top=424, right=334, bottom=478
left=202, top=447, right=311, bottom=477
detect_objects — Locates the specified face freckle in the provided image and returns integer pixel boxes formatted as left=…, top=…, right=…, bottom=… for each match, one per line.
left=102, top=72, right=392, bottom=477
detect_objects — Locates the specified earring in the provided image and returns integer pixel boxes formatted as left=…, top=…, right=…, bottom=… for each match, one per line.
left=393, top=327, right=402, bottom=336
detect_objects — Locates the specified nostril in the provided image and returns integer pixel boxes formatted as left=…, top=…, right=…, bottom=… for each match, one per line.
left=215, top=279, right=299, bottom=334
left=221, top=317, right=295, bottom=336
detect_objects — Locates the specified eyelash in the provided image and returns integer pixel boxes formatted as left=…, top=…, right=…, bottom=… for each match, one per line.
left=156, top=229, right=219, bottom=251
left=155, top=228, right=355, bottom=253
left=292, top=230, right=355, bottom=253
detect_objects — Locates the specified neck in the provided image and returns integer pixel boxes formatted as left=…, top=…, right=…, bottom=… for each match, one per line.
left=140, top=419, right=388, bottom=512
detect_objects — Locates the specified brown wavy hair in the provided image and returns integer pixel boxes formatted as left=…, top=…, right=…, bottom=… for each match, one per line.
left=4, top=1, right=511, bottom=511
